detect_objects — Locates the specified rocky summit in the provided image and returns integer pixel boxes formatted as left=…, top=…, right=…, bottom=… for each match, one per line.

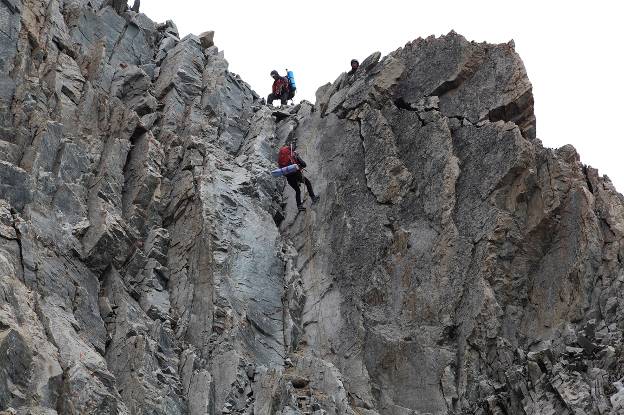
left=1, top=1, right=624, bottom=414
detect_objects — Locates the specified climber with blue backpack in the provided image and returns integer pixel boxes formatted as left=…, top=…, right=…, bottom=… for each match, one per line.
left=267, top=69, right=296, bottom=106
left=272, top=144, right=319, bottom=211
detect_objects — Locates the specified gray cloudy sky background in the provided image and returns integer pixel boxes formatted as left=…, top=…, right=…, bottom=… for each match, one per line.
left=142, top=0, right=624, bottom=192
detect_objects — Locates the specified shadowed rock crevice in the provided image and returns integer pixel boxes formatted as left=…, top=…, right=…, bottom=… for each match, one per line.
left=487, top=89, right=536, bottom=139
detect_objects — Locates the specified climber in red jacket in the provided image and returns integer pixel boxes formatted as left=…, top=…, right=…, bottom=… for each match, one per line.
left=267, top=70, right=291, bottom=106
left=277, top=145, right=319, bottom=211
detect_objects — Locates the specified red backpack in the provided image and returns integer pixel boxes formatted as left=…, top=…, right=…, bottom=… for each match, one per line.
left=277, top=146, right=295, bottom=167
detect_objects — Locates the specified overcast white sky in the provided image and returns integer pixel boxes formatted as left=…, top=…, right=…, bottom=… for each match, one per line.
left=142, top=0, right=623, bottom=192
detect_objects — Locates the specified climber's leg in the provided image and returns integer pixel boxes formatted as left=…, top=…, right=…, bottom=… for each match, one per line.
left=286, top=173, right=303, bottom=207
left=267, top=93, right=278, bottom=105
left=302, top=176, right=318, bottom=203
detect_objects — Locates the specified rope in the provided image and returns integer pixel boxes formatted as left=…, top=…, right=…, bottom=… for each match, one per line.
left=301, top=168, right=307, bottom=203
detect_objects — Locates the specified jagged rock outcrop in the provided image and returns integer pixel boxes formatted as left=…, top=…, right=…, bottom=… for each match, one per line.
left=1, top=1, right=623, bottom=414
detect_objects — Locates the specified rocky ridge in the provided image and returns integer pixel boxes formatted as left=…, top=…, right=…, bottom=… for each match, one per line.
left=1, top=0, right=624, bottom=414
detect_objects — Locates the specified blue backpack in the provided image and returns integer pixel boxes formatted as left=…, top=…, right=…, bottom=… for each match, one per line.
left=286, top=70, right=296, bottom=92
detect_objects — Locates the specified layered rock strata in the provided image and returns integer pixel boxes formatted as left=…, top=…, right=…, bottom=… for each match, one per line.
left=1, top=1, right=623, bottom=414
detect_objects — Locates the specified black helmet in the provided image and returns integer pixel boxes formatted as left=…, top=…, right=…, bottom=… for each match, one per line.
left=270, top=70, right=278, bottom=76
left=351, top=59, right=359, bottom=65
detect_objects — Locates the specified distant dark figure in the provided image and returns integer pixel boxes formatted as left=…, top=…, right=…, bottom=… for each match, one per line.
left=267, top=70, right=292, bottom=106
left=342, top=59, right=360, bottom=88
left=348, top=59, right=359, bottom=75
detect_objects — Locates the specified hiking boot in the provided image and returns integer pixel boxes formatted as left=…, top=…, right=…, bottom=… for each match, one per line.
left=297, top=205, right=306, bottom=212
left=311, top=195, right=320, bottom=204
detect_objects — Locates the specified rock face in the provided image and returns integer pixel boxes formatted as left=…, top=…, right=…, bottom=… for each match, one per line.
left=1, top=1, right=623, bottom=414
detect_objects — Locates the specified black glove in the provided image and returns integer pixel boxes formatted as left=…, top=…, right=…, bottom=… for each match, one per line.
left=297, top=156, right=307, bottom=168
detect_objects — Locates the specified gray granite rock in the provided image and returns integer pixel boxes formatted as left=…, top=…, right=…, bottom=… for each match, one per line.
left=290, top=31, right=624, bottom=415
left=0, top=2, right=623, bottom=414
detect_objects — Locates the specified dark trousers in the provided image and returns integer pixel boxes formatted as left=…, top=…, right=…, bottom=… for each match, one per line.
left=286, top=171, right=315, bottom=206
left=267, top=92, right=288, bottom=106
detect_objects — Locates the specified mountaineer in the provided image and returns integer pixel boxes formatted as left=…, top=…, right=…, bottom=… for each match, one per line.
left=272, top=145, right=319, bottom=211
left=348, top=59, right=359, bottom=75
left=342, top=59, right=359, bottom=88
left=267, top=70, right=296, bottom=106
